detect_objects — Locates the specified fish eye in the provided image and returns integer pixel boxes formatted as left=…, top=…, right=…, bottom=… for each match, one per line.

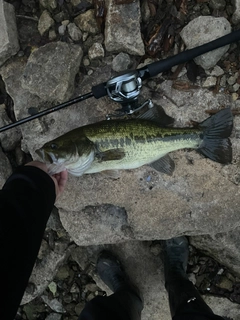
left=50, top=143, right=58, bottom=150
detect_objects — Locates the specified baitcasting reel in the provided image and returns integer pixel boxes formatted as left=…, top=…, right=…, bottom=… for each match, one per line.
left=105, top=71, right=153, bottom=119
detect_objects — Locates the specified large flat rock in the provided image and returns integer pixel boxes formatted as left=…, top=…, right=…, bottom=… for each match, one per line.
left=71, top=241, right=240, bottom=320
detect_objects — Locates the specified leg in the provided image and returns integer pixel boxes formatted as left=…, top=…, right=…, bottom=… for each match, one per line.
left=79, top=251, right=143, bottom=320
left=163, top=237, right=224, bottom=320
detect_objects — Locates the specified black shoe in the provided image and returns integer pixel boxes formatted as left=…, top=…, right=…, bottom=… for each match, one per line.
left=163, top=236, right=189, bottom=281
left=97, top=250, right=132, bottom=293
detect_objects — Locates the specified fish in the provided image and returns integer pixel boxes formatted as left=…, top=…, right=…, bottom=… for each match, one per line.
left=36, top=108, right=233, bottom=177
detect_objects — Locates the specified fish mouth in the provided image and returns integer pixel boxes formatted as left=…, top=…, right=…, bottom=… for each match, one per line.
left=35, top=149, right=58, bottom=164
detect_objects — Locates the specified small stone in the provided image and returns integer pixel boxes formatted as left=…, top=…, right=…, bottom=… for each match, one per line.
left=233, top=83, right=240, bottom=92
left=201, top=5, right=210, bottom=15
left=38, top=10, right=55, bottom=36
left=232, top=93, right=238, bottom=101
left=112, top=52, right=131, bottom=72
left=53, top=12, right=66, bottom=23
left=45, top=313, right=62, bottom=320
left=83, top=57, right=90, bottom=66
left=208, top=65, right=225, bottom=77
left=191, top=265, right=200, bottom=274
left=216, top=276, right=233, bottom=291
left=232, top=0, right=240, bottom=24
left=75, top=302, right=85, bottom=315
left=74, top=10, right=99, bottom=34
left=141, top=0, right=151, bottom=23
left=228, top=73, right=238, bottom=85
left=48, top=282, right=57, bottom=296
left=209, top=0, right=226, bottom=10
left=202, top=76, right=217, bottom=87
left=58, top=24, right=66, bottom=36
left=67, top=23, right=82, bottom=42
left=39, top=0, right=57, bottom=11
left=63, top=294, right=72, bottom=304
left=56, top=265, right=70, bottom=280
left=85, top=283, right=99, bottom=292
left=70, top=283, right=80, bottom=293
left=220, top=75, right=227, bottom=87
left=88, top=43, right=104, bottom=60
left=42, top=296, right=66, bottom=313
left=62, top=20, right=69, bottom=26
left=86, top=293, right=95, bottom=301
left=49, top=29, right=57, bottom=40
left=180, top=16, right=231, bottom=69
left=150, top=243, right=161, bottom=256
left=188, top=273, right=196, bottom=285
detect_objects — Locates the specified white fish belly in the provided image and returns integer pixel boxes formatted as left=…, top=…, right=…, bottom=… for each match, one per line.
left=85, top=136, right=201, bottom=174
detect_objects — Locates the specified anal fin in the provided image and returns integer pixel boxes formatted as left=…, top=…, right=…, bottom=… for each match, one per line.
left=149, top=154, right=175, bottom=175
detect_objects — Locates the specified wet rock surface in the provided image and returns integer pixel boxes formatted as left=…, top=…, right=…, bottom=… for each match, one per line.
left=1, top=0, right=240, bottom=319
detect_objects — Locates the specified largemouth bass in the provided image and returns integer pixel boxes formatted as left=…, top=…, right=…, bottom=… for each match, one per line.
left=36, top=108, right=233, bottom=176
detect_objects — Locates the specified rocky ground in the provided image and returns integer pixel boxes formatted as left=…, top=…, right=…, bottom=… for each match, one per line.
left=1, top=0, right=240, bottom=319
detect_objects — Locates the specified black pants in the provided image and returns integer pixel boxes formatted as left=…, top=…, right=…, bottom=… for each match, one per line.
left=79, top=276, right=225, bottom=320
left=79, top=287, right=143, bottom=320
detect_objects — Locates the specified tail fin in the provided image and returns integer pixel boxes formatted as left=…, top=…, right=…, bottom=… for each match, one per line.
left=198, top=108, right=233, bottom=164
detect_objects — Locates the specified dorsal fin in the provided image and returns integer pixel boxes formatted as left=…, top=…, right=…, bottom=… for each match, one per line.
left=137, top=105, right=174, bottom=127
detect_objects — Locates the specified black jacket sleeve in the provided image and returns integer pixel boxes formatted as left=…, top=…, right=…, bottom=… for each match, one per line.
left=0, top=166, right=56, bottom=320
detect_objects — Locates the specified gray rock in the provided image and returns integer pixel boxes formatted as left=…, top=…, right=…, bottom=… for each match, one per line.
left=45, top=314, right=62, bottom=320
left=39, top=0, right=57, bottom=11
left=209, top=0, right=226, bottom=10
left=53, top=78, right=240, bottom=247
left=67, top=23, right=82, bottom=42
left=58, top=24, right=66, bottom=36
left=49, top=29, right=57, bottom=40
left=207, top=65, right=224, bottom=77
left=232, top=0, right=240, bottom=25
left=105, top=0, right=145, bottom=56
left=202, top=76, right=217, bottom=87
left=227, top=73, right=238, bottom=86
left=74, top=10, right=99, bottom=34
left=112, top=52, right=131, bottom=72
left=72, top=241, right=239, bottom=320
left=22, top=242, right=72, bottom=304
left=180, top=16, right=231, bottom=69
left=38, top=10, right=55, bottom=36
left=22, top=42, right=83, bottom=103
left=141, top=0, right=151, bottom=23
left=88, top=43, right=104, bottom=60
left=203, top=296, right=240, bottom=319
left=0, top=147, right=12, bottom=189
left=233, top=83, right=240, bottom=92
left=41, top=296, right=66, bottom=313
left=190, top=227, right=240, bottom=278
left=0, top=104, right=22, bottom=151
left=0, top=1, right=20, bottom=67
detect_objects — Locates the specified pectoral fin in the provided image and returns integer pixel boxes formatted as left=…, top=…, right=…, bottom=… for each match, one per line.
left=149, top=154, right=175, bottom=175
left=97, top=148, right=125, bottom=161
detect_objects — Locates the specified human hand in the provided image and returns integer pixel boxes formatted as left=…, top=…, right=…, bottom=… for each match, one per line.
left=25, top=161, right=68, bottom=200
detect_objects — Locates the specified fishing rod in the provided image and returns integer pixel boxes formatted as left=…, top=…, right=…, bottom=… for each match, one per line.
left=1, top=28, right=240, bottom=133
